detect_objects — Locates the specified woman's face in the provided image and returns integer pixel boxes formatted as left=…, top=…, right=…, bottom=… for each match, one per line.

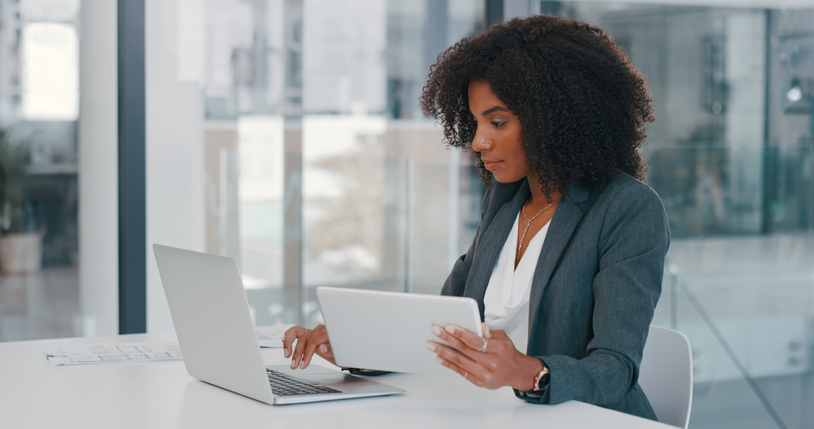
left=468, top=80, right=530, bottom=183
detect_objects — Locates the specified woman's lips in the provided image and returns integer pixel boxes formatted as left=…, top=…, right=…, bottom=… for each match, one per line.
left=483, top=160, right=500, bottom=170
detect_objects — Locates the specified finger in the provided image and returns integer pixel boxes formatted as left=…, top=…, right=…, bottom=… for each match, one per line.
left=282, top=327, right=293, bottom=357
left=489, top=329, right=510, bottom=340
left=434, top=353, right=485, bottom=387
left=291, top=329, right=312, bottom=369
left=431, top=325, right=485, bottom=357
left=282, top=326, right=305, bottom=358
left=315, top=341, right=337, bottom=367
left=436, top=330, right=476, bottom=358
left=300, top=332, right=327, bottom=369
left=317, top=342, right=334, bottom=360
left=482, top=322, right=492, bottom=340
left=430, top=325, right=474, bottom=357
left=443, top=324, right=487, bottom=351
left=428, top=341, right=482, bottom=375
left=430, top=338, right=499, bottom=383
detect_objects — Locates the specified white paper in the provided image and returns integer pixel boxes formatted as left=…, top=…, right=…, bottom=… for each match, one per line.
left=255, top=324, right=293, bottom=348
left=43, top=326, right=294, bottom=365
left=43, top=343, right=182, bottom=366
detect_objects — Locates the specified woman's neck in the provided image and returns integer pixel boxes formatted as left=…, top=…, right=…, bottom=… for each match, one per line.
left=526, top=174, right=561, bottom=207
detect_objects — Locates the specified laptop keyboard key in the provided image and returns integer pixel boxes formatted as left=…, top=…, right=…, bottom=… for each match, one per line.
left=266, top=369, right=342, bottom=397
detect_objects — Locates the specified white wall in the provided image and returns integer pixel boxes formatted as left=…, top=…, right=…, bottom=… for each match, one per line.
left=146, top=0, right=206, bottom=333
left=78, top=0, right=118, bottom=337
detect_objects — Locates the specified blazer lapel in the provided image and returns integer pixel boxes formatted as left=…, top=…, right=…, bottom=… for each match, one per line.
left=464, top=181, right=530, bottom=317
left=527, top=185, right=589, bottom=328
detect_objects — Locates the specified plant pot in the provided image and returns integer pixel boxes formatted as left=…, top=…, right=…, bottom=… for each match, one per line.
left=0, top=231, right=43, bottom=275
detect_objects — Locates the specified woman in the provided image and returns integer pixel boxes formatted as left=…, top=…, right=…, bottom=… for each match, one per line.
left=283, top=14, right=668, bottom=420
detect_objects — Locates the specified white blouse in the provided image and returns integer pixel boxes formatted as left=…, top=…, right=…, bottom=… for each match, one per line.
left=483, top=211, right=550, bottom=354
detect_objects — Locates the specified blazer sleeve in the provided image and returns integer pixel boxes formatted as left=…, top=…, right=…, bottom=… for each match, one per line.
left=519, top=182, right=669, bottom=406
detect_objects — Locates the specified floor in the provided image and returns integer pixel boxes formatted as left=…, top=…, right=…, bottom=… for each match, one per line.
left=1, top=233, right=812, bottom=428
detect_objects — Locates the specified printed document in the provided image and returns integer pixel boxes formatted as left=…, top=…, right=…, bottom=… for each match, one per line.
left=43, top=325, right=292, bottom=365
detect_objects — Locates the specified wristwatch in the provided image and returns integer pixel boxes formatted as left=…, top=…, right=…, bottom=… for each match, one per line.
left=532, top=365, right=550, bottom=392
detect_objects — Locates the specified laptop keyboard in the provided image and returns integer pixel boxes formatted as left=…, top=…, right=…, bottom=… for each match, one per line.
left=266, top=369, right=343, bottom=396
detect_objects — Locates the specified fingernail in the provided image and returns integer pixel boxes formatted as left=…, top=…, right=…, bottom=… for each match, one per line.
left=284, top=349, right=290, bottom=358
left=426, top=342, right=436, bottom=352
left=431, top=326, right=442, bottom=336
left=300, top=360, right=306, bottom=369
left=445, top=326, right=455, bottom=334
left=290, top=360, right=297, bottom=369
left=436, top=356, right=444, bottom=364
left=320, top=345, right=327, bottom=354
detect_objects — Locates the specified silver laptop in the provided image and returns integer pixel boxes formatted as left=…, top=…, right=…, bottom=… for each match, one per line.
left=153, top=244, right=404, bottom=405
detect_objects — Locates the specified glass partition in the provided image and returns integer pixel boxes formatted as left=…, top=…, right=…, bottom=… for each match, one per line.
left=0, top=0, right=120, bottom=341
left=146, top=0, right=486, bottom=330
left=654, top=146, right=813, bottom=429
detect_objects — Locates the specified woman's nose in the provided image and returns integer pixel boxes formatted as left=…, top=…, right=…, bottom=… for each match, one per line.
left=472, top=134, right=493, bottom=152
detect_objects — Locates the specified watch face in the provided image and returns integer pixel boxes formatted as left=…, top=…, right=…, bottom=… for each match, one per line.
left=535, top=370, right=550, bottom=391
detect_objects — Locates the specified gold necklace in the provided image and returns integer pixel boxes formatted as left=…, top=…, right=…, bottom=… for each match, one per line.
left=516, top=197, right=557, bottom=262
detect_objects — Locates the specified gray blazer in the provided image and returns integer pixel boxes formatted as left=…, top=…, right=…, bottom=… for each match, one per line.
left=441, top=171, right=669, bottom=420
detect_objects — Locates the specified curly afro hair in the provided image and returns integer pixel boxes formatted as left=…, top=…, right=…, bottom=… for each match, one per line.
left=420, top=14, right=654, bottom=199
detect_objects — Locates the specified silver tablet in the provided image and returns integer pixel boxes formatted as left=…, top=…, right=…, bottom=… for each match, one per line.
left=316, top=287, right=483, bottom=376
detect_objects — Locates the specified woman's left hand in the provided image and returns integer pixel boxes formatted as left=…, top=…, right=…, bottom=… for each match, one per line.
left=427, top=322, right=543, bottom=391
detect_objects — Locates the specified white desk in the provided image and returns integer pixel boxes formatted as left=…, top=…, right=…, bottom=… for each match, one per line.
left=0, top=332, right=674, bottom=429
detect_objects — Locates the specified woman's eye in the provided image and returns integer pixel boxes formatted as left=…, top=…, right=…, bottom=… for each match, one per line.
left=492, top=121, right=506, bottom=128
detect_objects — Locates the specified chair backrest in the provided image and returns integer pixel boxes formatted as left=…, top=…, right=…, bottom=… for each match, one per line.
left=639, top=325, right=693, bottom=428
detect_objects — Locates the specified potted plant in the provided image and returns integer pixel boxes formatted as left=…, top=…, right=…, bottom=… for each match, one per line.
left=0, top=128, right=42, bottom=275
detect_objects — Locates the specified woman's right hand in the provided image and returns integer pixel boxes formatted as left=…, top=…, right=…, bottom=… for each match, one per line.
left=282, top=324, right=336, bottom=369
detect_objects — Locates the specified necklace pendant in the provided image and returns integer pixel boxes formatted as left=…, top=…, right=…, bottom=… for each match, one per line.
left=517, top=197, right=558, bottom=264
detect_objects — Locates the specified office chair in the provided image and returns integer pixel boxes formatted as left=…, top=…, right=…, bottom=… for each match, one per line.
left=639, top=325, right=693, bottom=428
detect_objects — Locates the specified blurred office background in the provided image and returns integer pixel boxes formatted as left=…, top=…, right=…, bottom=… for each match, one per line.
left=0, top=0, right=812, bottom=427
